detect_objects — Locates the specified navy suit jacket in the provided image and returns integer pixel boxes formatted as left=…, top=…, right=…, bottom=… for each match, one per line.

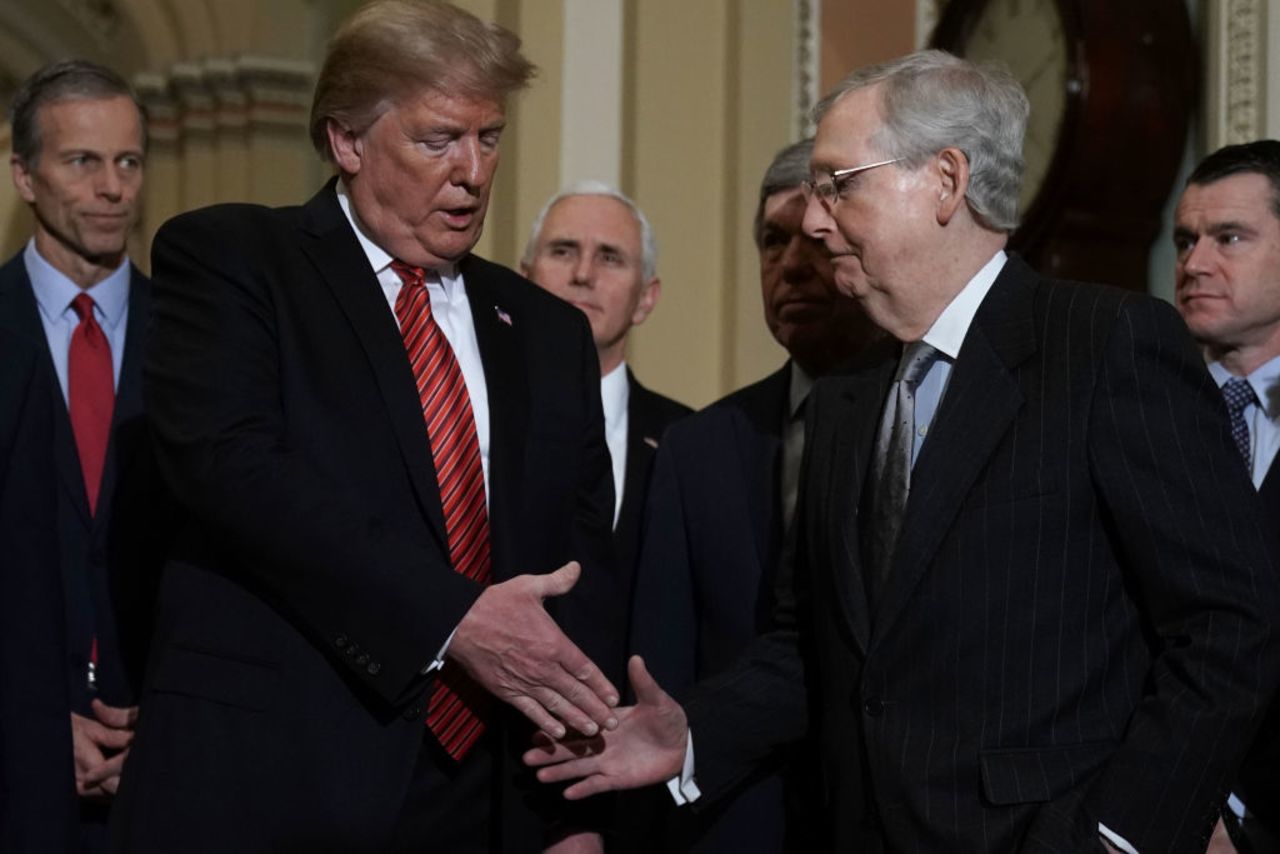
left=612, top=370, right=691, bottom=619
left=0, top=252, right=164, bottom=851
left=629, top=364, right=811, bottom=852
left=0, top=320, right=73, bottom=854
left=110, top=182, right=622, bottom=853
left=684, top=257, right=1280, bottom=853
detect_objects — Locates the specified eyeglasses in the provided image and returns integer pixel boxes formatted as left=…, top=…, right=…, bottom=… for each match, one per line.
left=802, top=157, right=904, bottom=206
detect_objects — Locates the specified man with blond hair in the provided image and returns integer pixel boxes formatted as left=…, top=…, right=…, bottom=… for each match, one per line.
left=112, top=2, right=623, bottom=851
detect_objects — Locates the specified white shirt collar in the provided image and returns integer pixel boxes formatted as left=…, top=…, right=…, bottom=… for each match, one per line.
left=788, top=360, right=814, bottom=419
left=920, top=250, right=1007, bottom=359
left=335, top=180, right=460, bottom=297
left=1209, top=354, right=1280, bottom=419
left=600, top=361, right=630, bottom=427
left=24, top=238, right=131, bottom=330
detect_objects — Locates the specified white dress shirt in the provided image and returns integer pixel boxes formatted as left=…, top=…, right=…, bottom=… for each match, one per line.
left=336, top=182, right=489, bottom=673
left=600, top=362, right=630, bottom=529
left=25, top=238, right=131, bottom=403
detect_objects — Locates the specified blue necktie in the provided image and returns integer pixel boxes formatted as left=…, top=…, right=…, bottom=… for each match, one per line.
left=1222, top=377, right=1257, bottom=469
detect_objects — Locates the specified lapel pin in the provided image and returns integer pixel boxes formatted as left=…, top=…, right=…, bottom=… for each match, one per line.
left=643, top=436, right=659, bottom=448
left=494, top=305, right=512, bottom=327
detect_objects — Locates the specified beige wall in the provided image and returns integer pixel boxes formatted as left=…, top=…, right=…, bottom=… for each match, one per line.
left=25, top=1, right=1270, bottom=402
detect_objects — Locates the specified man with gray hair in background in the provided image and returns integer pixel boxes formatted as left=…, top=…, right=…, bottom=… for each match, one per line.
left=521, top=182, right=691, bottom=609
left=528, top=49, right=1280, bottom=854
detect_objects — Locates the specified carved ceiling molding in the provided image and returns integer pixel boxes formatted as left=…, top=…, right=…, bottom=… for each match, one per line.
left=53, top=0, right=122, bottom=50
left=1208, top=0, right=1265, bottom=149
left=796, top=0, right=819, bottom=138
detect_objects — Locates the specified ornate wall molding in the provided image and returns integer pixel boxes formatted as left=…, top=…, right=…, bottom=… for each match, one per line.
left=796, top=0, right=819, bottom=138
left=1206, top=0, right=1266, bottom=149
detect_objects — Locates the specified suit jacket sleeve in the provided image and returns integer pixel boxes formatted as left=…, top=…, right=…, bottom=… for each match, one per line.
left=146, top=211, right=478, bottom=708
left=1038, top=297, right=1280, bottom=851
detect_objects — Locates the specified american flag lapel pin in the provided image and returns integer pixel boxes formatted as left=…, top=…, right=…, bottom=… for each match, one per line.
left=494, top=305, right=513, bottom=327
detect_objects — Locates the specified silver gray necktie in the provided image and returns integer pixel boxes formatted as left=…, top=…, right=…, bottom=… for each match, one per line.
left=867, top=341, right=938, bottom=595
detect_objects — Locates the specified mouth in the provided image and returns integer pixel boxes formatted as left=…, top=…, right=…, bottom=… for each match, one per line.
left=775, top=298, right=829, bottom=321
left=440, top=206, right=479, bottom=229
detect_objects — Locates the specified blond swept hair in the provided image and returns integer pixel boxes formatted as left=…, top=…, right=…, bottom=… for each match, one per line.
left=309, top=0, right=536, bottom=160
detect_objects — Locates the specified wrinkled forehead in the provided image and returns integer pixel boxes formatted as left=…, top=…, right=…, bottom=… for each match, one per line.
left=811, top=85, right=886, bottom=172
left=544, top=194, right=643, bottom=247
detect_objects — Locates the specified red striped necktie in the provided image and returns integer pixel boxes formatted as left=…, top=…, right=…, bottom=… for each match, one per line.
left=68, top=293, right=114, bottom=515
left=391, top=260, right=491, bottom=761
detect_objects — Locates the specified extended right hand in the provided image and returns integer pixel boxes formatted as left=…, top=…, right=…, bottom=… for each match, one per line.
left=70, top=699, right=137, bottom=798
left=448, top=561, right=619, bottom=740
left=523, top=655, right=689, bottom=800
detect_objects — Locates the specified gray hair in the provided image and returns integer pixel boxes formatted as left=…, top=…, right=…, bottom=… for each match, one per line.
left=522, top=181, right=658, bottom=280
left=813, top=49, right=1028, bottom=232
left=754, top=138, right=814, bottom=248
left=9, top=59, right=147, bottom=165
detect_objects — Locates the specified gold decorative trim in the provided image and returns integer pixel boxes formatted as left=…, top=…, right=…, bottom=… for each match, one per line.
left=796, top=0, right=819, bottom=137
left=1207, top=0, right=1265, bottom=149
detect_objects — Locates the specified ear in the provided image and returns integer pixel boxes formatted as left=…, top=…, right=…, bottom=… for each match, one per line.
left=630, top=277, right=661, bottom=326
left=934, top=147, right=970, bottom=226
left=10, top=155, right=35, bottom=204
left=325, top=119, right=364, bottom=175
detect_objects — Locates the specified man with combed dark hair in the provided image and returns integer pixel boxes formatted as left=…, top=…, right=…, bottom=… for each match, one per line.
left=624, top=138, right=875, bottom=853
left=0, top=58, right=164, bottom=853
left=1174, top=139, right=1280, bottom=853
left=528, top=50, right=1280, bottom=854
left=111, top=2, right=624, bottom=852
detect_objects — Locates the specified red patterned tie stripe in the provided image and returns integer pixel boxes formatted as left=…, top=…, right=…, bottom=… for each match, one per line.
left=68, top=293, right=114, bottom=515
left=391, top=261, right=491, bottom=760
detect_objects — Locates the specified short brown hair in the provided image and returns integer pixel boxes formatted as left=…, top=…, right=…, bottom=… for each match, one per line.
left=309, top=0, right=536, bottom=161
left=10, top=59, right=147, bottom=165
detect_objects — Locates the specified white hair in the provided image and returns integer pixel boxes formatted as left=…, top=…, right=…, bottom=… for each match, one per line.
left=522, top=180, right=658, bottom=280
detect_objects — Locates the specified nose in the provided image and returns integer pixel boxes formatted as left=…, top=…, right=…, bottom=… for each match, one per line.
left=802, top=192, right=832, bottom=239
left=97, top=165, right=124, bottom=201
left=1180, top=237, right=1213, bottom=276
left=450, top=137, right=485, bottom=191
left=780, top=234, right=816, bottom=281
left=571, top=251, right=593, bottom=286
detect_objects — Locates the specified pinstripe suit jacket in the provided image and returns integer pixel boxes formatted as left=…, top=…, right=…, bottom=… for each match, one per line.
left=685, top=256, right=1280, bottom=853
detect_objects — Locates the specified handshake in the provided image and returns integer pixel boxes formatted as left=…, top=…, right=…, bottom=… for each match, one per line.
left=451, top=560, right=687, bottom=796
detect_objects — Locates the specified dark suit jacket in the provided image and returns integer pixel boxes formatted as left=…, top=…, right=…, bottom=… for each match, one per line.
left=612, top=370, right=691, bottom=610
left=1235, top=461, right=1280, bottom=846
left=684, top=256, right=1280, bottom=853
left=0, top=253, right=164, bottom=850
left=628, top=364, right=800, bottom=852
left=110, top=182, right=622, bottom=853
left=0, top=323, right=74, bottom=854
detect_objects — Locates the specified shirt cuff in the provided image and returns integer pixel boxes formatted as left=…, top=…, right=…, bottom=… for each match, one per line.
left=665, top=729, right=701, bottom=805
left=1099, top=822, right=1139, bottom=854
left=420, top=627, right=457, bottom=675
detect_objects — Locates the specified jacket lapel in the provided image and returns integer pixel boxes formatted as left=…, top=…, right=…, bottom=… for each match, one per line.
left=461, top=256, right=529, bottom=581
left=297, top=183, right=449, bottom=551
left=92, top=267, right=147, bottom=530
left=0, top=255, right=91, bottom=525
left=826, top=366, right=890, bottom=654
left=872, top=260, right=1038, bottom=643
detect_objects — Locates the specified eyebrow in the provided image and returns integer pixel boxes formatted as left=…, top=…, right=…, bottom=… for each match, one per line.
left=1175, top=219, right=1258, bottom=239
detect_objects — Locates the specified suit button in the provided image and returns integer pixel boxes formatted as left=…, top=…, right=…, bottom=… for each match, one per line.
left=335, top=635, right=348, bottom=650
left=356, top=654, right=369, bottom=666
left=863, top=698, right=883, bottom=717
left=367, top=661, right=381, bottom=676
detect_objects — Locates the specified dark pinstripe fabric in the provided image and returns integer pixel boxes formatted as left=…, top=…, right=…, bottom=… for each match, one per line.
left=685, top=256, right=1280, bottom=853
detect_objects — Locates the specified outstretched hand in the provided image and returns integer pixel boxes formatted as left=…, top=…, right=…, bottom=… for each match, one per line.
left=448, top=561, right=620, bottom=740
left=523, top=655, right=689, bottom=800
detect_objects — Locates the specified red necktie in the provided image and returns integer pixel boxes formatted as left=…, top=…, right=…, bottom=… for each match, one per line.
left=68, top=293, right=114, bottom=515
left=391, top=261, right=492, bottom=761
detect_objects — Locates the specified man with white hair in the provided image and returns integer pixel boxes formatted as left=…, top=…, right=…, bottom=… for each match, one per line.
left=527, top=49, right=1280, bottom=854
left=523, top=183, right=691, bottom=604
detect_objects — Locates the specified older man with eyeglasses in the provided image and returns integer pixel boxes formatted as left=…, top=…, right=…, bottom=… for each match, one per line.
left=526, top=49, right=1280, bottom=854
